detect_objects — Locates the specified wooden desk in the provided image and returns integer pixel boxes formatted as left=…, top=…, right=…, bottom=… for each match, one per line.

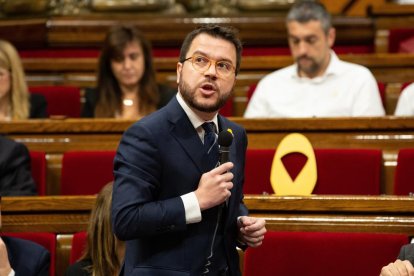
left=2, top=117, right=414, bottom=195
left=2, top=195, right=414, bottom=275
left=3, top=195, right=414, bottom=235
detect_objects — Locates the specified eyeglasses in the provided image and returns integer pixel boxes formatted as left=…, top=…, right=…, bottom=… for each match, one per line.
left=182, top=55, right=235, bottom=78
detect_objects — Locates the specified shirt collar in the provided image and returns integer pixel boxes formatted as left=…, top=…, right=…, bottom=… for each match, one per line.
left=176, top=92, right=218, bottom=131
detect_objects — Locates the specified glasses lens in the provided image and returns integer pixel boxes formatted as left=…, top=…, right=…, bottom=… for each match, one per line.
left=216, top=61, right=233, bottom=77
left=190, top=55, right=234, bottom=77
left=192, top=56, right=210, bottom=71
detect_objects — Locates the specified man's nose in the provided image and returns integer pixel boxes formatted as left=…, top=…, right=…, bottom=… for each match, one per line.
left=297, top=41, right=309, bottom=56
left=204, top=61, right=218, bottom=78
left=123, top=58, right=132, bottom=69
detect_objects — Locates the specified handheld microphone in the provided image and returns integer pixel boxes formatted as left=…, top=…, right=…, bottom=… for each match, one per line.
left=218, top=129, right=234, bottom=165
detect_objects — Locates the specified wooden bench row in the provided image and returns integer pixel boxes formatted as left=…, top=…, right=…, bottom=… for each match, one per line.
left=22, top=53, right=414, bottom=116
left=2, top=195, right=414, bottom=275
left=2, top=117, right=414, bottom=195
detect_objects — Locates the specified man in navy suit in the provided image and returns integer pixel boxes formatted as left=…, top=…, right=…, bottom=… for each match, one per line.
left=0, top=236, right=50, bottom=276
left=112, top=25, right=266, bottom=275
left=380, top=244, right=414, bottom=275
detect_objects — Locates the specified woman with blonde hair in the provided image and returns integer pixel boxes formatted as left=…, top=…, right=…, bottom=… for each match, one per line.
left=65, top=183, right=125, bottom=276
left=81, top=24, right=175, bottom=119
left=0, top=40, right=47, bottom=120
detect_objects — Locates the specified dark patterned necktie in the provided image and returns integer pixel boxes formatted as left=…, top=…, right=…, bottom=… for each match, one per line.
left=201, top=122, right=219, bottom=172
left=202, top=122, right=217, bottom=154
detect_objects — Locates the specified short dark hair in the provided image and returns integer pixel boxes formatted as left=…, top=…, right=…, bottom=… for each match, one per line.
left=286, top=1, right=332, bottom=34
left=179, top=25, right=243, bottom=75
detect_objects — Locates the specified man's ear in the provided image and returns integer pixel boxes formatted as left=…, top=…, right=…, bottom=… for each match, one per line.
left=328, top=27, right=336, bottom=48
left=176, top=62, right=183, bottom=85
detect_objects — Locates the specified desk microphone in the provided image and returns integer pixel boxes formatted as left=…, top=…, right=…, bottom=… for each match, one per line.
left=218, top=129, right=233, bottom=165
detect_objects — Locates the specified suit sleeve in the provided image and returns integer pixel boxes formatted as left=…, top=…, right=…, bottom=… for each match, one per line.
left=112, top=123, right=187, bottom=240
left=0, top=141, right=37, bottom=196
left=35, top=249, right=50, bottom=276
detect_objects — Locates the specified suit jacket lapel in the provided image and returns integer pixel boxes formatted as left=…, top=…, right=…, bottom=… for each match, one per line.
left=167, top=98, right=205, bottom=173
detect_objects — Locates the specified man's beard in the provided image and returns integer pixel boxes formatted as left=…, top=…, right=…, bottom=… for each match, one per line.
left=179, top=76, right=232, bottom=113
left=296, top=56, right=320, bottom=77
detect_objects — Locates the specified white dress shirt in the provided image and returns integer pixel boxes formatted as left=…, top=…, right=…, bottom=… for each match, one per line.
left=244, top=51, right=385, bottom=118
left=395, top=83, right=414, bottom=116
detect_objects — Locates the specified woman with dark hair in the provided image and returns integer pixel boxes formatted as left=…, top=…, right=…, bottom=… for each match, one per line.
left=65, top=183, right=125, bottom=276
left=82, top=25, right=175, bottom=119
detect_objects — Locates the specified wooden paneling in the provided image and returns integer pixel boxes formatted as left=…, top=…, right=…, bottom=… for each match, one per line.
left=0, top=15, right=374, bottom=49
left=2, top=195, right=414, bottom=275
left=2, top=117, right=414, bottom=195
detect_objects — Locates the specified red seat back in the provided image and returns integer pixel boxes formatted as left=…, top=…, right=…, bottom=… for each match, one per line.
left=1, top=232, right=56, bottom=276
left=61, top=151, right=116, bottom=195
left=69, top=231, right=87, bottom=264
left=388, top=28, right=414, bottom=53
left=394, top=149, right=414, bottom=195
left=243, top=231, right=408, bottom=276
left=219, top=96, right=233, bottom=117
left=29, top=86, right=81, bottom=118
left=29, top=151, right=47, bottom=195
left=244, top=148, right=382, bottom=195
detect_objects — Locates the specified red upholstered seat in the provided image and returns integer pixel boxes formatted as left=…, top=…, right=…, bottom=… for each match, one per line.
left=69, top=231, right=87, bottom=264
left=244, top=148, right=382, bottom=195
left=29, top=86, right=81, bottom=118
left=394, top=149, right=414, bottom=195
left=388, top=28, right=414, bottom=53
left=243, top=231, right=408, bottom=276
left=61, top=151, right=116, bottom=195
left=219, top=97, right=233, bottom=117
left=29, top=151, right=47, bottom=196
left=1, top=232, right=56, bottom=276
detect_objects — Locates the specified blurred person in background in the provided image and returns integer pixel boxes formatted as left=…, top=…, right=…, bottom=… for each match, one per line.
left=0, top=135, right=37, bottom=196
left=81, top=25, right=175, bottom=120
left=65, top=183, right=125, bottom=276
left=0, top=40, right=47, bottom=121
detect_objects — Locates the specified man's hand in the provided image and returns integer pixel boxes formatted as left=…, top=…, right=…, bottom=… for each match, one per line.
left=195, top=162, right=234, bottom=210
left=0, top=237, right=12, bottom=276
left=238, top=216, right=266, bottom=248
left=380, top=259, right=414, bottom=276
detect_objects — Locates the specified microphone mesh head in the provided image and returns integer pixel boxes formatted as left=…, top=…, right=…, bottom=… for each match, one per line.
left=218, top=130, right=233, bottom=147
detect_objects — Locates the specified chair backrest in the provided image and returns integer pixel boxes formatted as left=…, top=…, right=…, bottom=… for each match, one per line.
left=243, top=231, right=408, bottom=276
left=388, top=28, right=414, bottom=53
left=244, top=148, right=382, bottom=195
left=69, top=231, right=87, bottom=264
left=219, top=96, right=233, bottom=117
left=61, top=151, right=116, bottom=195
left=1, top=232, right=56, bottom=276
left=394, top=148, right=414, bottom=195
left=29, top=151, right=47, bottom=195
left=29, top=86, right=81, bottom=118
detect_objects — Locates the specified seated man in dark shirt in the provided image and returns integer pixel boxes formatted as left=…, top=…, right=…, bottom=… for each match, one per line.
left=0, top=209, right=50, bottom=276
left=0, top=136, right=37, bottom=196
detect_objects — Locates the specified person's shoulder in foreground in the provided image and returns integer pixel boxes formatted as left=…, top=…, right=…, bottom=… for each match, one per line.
left=1, top=236, right=50, bottom=276
left=0, top=136, right=37, bottom=196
